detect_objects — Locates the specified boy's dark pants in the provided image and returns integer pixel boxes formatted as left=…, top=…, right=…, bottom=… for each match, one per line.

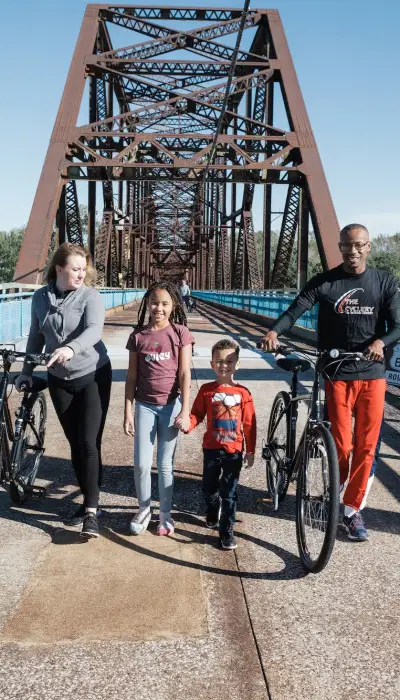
left=202, top=448, right=243, bottom=535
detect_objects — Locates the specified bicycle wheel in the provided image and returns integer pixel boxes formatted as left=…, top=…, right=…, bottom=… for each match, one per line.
left=10, top=392, right=47, bottom=504
left=0, top=427, right=7, bottom=485
left=296, top=423, right=339, bottom=573
left=265, top=391, right=291, bottom=509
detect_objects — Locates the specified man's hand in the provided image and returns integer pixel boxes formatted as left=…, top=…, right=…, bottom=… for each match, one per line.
left=259, top=330, right=279, bottom=352
left=174, top=411, right=190, bottom=432
left=124, top=412, right=135, bottom=437
left=365, top=339, right=385, bottom=361
left=47, top=346, right=74, bottom=368
left=244, top=453, right=255, bottom=469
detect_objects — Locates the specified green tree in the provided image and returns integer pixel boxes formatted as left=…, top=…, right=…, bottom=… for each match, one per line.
left=369, top=233, right=400, bottom=283
left=0, top=227, right=25, bottom=283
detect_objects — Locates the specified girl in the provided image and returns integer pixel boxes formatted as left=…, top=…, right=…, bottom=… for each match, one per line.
left=15, top=243, right=112, bottom=539
left=124, top=280, right=192, bottom=536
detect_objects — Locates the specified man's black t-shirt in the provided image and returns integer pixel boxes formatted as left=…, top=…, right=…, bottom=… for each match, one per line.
left=271, top=265, right=400, bottom=380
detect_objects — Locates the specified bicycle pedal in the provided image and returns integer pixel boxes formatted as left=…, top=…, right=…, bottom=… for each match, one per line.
left=256, top=497, right=272, bottom=503
left=29, top=485, right=47, bottom=498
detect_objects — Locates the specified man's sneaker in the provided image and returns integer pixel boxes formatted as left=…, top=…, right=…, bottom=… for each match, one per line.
left=130, top=508, right=151, bottom=536
left=343, top=511, right=368, bottom=541
left=80, top=513, right=100, bottom=539
left=67, top=504, right=102, bottom=527
left=206, top=501, right=221, bottom=529
left=157, top=513, right=175, bottom=536
left=220, top=531, right=237, bottom=550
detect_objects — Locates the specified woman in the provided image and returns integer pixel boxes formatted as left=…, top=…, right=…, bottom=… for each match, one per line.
left=16, top=242, right=112, bottom=539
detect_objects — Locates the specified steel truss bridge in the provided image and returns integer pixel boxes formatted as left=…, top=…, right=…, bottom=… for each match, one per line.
left=15, top=4, right=341, bottom=288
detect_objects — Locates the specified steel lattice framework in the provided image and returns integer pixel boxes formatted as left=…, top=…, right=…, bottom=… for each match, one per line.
left=15, top=4, right=341, bottom=288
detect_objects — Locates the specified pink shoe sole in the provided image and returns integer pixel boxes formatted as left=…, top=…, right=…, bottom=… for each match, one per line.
left=157, top=521, right=175, bottom=536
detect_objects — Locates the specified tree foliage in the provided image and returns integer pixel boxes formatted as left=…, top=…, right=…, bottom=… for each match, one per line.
left=0, top=228, right=25, bottom=283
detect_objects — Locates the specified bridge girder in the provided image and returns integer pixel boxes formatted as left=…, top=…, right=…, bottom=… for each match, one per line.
left=15, top=5, right=340, bottom=289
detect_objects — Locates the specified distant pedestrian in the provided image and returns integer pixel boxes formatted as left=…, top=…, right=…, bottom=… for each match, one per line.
left=124, top=280, right=193, bottom=536
left=180, top=338, right=256, bottom=550
left=179, top=279, right=191, bottom=311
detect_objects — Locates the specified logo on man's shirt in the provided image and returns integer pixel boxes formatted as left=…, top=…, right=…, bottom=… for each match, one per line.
left=334, top=288, right=374, bottom=315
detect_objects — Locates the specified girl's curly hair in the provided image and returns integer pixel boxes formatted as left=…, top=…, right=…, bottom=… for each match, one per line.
left=136, top=279, right=188, bottom=329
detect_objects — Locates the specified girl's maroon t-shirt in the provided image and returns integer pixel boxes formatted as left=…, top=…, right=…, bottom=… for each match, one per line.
left=126, top=323, right=193, bottom=405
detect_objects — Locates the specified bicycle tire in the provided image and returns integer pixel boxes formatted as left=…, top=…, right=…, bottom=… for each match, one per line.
left=0, top=426, right=7, bottom=485
left=296, top=423, right=339, bottom=573
left=10, top=392, right=47, bottom=504
left=266, top=391, right=291, bottom=508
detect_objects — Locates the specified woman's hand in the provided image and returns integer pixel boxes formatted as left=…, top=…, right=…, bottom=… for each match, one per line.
left=174, top=411, right=190, bottom=432
left=47, top=346, right=74, bottom=368
left=14, top=374, right=33, bottom=392
left=124, top=412, right=135, bottom=437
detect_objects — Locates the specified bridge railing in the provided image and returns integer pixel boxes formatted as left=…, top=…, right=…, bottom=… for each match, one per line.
left=0, top=287, right=145, bottom=344
left=192, top=290, right=318, bottom=331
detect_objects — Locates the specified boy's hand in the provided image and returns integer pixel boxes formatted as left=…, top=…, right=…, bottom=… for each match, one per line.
left=174, top=411, right=190, bottom=432
left=244, top=453, right=255, bottom=469
left=124, top=412, right=134, bottom=437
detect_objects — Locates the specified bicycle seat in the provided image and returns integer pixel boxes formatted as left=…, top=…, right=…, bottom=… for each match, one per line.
left=276, top=356, right=311, bottom=373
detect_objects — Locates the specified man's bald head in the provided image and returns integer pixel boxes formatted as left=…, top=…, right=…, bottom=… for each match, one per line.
left=340, top=223, right=370, bottom=241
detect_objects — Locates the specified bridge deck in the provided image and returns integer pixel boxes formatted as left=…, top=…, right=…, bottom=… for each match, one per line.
left=0, top=303, right=399, bottom=700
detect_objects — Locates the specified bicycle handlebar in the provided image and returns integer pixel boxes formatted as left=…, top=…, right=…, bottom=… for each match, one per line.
left=256, top=341, right=366, bottom=360
left=0, top=348, right=52, bottom=365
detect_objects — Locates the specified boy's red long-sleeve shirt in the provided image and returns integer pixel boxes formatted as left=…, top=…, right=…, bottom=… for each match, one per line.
left=187, top=381, right=256, bottom=454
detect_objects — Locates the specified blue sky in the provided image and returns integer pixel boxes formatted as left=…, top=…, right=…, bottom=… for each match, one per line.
left=0, top=0, right=399, bottom=237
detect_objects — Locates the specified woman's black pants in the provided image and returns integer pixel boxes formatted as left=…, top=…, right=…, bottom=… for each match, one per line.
left=48, top=362, right=112, bottom=508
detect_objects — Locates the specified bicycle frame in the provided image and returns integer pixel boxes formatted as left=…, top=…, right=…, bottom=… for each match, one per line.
left=274, top=359, right=328, bottom=483
left=0, top=354, right=44, bottom=485
left=0, top=359, right=16, bottom=480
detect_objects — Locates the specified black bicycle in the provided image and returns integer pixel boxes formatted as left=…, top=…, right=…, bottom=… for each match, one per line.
left=0, top=347, right=49, bottom=505
left=260, top=344, right=365, bottom=573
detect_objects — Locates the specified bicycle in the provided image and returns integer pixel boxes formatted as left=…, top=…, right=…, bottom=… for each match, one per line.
left=0, top=347, right=50, bottom=505
left=258, top=344, right=365, bottom=573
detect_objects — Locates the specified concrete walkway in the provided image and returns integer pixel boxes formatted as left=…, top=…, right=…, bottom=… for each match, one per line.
left=0, top=302, right=399, bottom=700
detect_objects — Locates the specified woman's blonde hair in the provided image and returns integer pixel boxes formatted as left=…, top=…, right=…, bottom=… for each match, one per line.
left=45, top=242, right=96, bottom=285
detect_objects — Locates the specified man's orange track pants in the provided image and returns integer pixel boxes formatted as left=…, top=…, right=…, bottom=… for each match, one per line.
left=325, top=379, right=386, bottom=511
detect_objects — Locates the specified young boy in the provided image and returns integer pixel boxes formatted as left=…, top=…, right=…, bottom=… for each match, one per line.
left=184, top=338, right=256, bottom=550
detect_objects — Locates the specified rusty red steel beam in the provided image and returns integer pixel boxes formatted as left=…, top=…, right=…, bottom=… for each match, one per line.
left=14, top=5, right=99, bottom=283
left=266, top=9, right=340, bottom=269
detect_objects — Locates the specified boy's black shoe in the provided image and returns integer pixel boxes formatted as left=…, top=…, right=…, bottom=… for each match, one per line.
left=206, top=501, right=221, bottom=529
left=80, top=513, right=100, bottom=539
left=220, top=531, right=237, bottom=550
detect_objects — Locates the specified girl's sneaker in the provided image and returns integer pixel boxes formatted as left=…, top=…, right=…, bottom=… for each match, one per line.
left=157, top=512, right=175, bottom=536
left=130, top=508, right=151, bottom=535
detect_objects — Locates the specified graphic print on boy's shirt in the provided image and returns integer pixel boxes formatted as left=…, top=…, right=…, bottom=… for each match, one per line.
left=211, top=392, right=242, bottom=444
left=188, top=381, right=256, bottom=453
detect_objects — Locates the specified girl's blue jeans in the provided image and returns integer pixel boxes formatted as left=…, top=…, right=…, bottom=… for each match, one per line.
left=134, top=398, right=181, bottom=513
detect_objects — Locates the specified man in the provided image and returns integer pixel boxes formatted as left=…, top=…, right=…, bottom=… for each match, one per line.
left=179, top=279, right=191, bottom=311
left=261, top=224, right=400, bottom=541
